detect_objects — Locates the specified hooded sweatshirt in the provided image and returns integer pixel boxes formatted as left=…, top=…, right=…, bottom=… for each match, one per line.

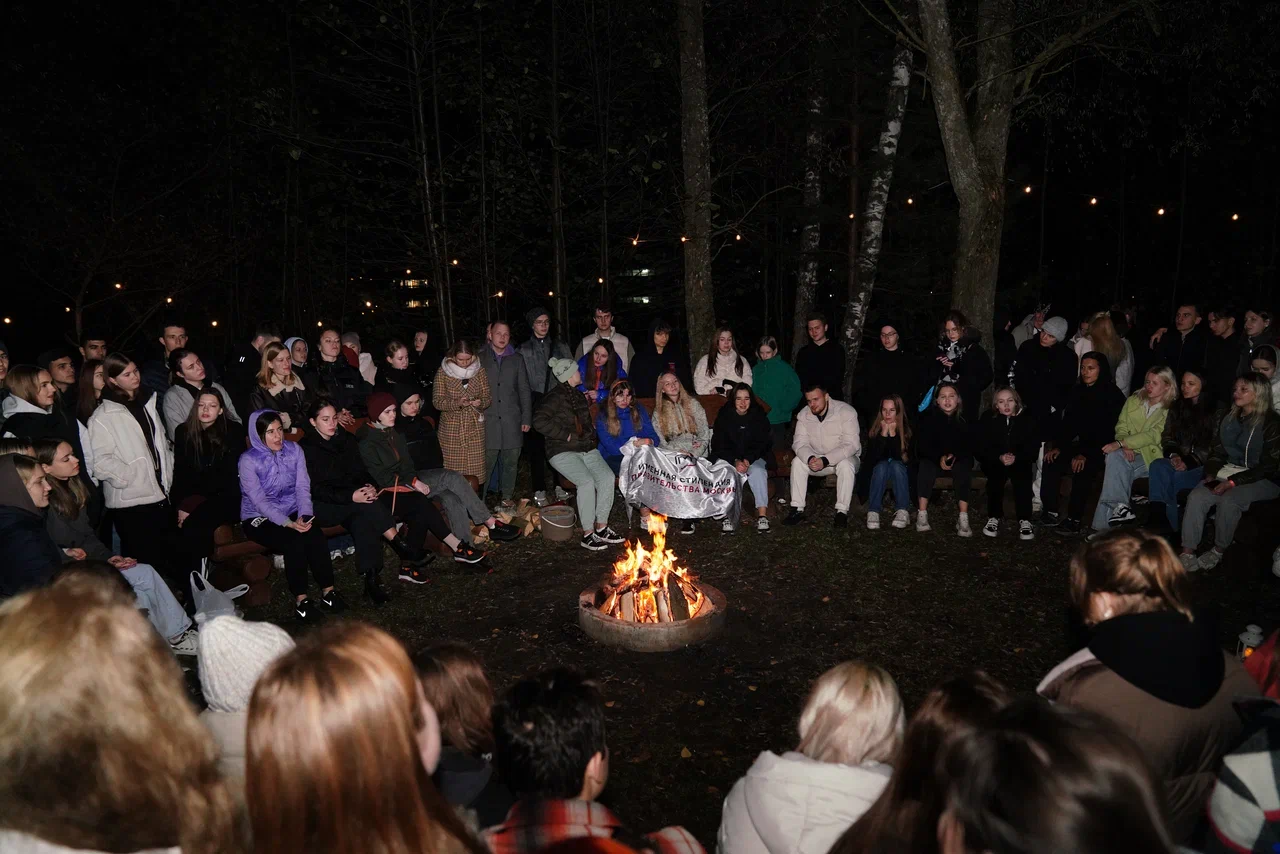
left=716, top=751, right=892, bottom=854
left=1053, top=351, right=1126, bottom=455
left=0, top=456, right=63, bottom=598
left=238, top=410, right=313, bottom=525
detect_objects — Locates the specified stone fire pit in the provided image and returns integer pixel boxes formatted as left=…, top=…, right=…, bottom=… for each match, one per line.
left=578, top=580, right=726, bottom=652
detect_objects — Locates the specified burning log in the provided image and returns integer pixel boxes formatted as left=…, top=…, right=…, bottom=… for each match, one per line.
left=655, top=586, right=672, bottom=623
left=620, top=591, right=636, bottom=622
left=599, top=513, right=707, bottom=624
left=667, top=575, right=691, bottom=621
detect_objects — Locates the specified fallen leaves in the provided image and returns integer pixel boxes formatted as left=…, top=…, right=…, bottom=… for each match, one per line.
left=680, top=747, right=692, bottom=758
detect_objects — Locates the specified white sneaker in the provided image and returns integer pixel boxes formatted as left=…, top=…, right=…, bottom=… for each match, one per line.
left=554, top=486, right=571, bottom=500
left=956, top=512, right=972, bottom=537
left=916, top=511, right=931, bottom=532
left=329, top=549, right=343, bottom=561
left=892, top=509, right=910, bottom=529
left=168, top=628, right=199, bottom=657
left=1273, top=546, right=1280, bottom=579
left=756, top=516, right=771, bottom=533
left=721, top=518, right=734, bottom=534
left=1197, top=549, right=1223, bottom=571
left=982, top=517, right=1000, bottom=538
left=1180, top=552, right=1200, bottom=573
left=343, top=545, right=356, bottom=556
left=866, top=511, right=881, bottom=530
left=1019, top=520, right=1034, bottom=541
left=533, top=490, right=549, bottom=507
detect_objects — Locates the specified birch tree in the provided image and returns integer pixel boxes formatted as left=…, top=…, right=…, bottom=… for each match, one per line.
left=791, top=65, right=826, bottom=360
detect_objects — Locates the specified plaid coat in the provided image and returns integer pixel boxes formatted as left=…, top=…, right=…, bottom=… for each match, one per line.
left=483, top=799, right=704, bottom=854
left=434, top=361, right=492, bottom=480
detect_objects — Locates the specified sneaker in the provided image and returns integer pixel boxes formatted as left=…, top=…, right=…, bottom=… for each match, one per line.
left=866, top=511, right=881, bottom=530
left=892, top=509, right=910, bottom=529
left=454, top=545, right=487, bottom=564
left=1179, top=552, right=1200, bottom=573
left=343, top=545, right=356, bottom=556
left=680, top=520, right=695, bottom=535
left=956, top=512, right=972, bottom=538
left=1040, top=511, right=1061, bottom=528
left=833, top=512, right=848, bottom=529
left=1059, top=518, right=1083, bottom=535
left=488, top=521, right=522, bottom=542
left=580, top=532, right=607, bottom=551
left=1019, top=520, right=1034, bottom=541
left=554, top=486, right=571, bottom=500
left=722, top=518, right=735, bottom=534
left=982, top=517, right=1000, bottom=538
left=294, top=597, right=320, bottom=622
left=329, top=549, right=344, bottom=561
left=1131, top=494, right=1150, bottom=506
left=1197, top=549, right=1223, bottom=571
left=168, top=628, right=199, bottom=657
left=783, top=509, right=805, bottom=526
left=595, top=526, right=625, bottom=545
left=756, top=516, right=771, bottom=533
left=533, top=490, right=549, bottom=507
left=916, top=510, right=931, bottom=532
left=1032, top=499, right=1044, bottom=515
left=398, top=566, right=429, bottom=584
left=273, top=554, right=286, bottom=570
left=320, top=589, right=348, bottom=613
left=1085, top=528, right=1109, bottom=543
left=1108, top=504, right=1138, bottom=527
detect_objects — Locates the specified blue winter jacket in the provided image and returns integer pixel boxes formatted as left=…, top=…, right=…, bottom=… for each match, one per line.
left=595, top=404, right=661, bottom=461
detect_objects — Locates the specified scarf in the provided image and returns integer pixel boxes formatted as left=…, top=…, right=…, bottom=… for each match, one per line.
left=441, top=358, right=481, bottom=382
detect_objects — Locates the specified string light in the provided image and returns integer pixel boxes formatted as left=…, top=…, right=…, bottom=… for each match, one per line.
left=1232, top=213, right=1240, bottom=221
left=598, top=277, right=604, bottom=284
left=1090, top=197, right=1098, bottom=205
left=166, top=297, right=173, bottom=304
left=211, top=320, right=218, bottom=327
left=548, top=290, right=554, bottom=296
left=366, top=301, right=372, bottom=307
left=735, top=234, right=742, bottom=240
left=65, top=306, right=71, bottom=313
left=405, top=268, right=412, bottom=274
left=317, top=321, right=323, bottom=327
left=451, top=259, right=459, bottom=266
left=906, top=198, right=914, bottom=205
left=631, top=237, right=639, bottom=246
left=2, top=318, right=10, bottom=324
left=1024, top=185, right=1032, bottom=194
left=848, top=213, right=856, bottom=219
left=680, top=236, right=688, bottom=243
left=1157, top=208, right=1165, bottom=216
left=497, top=290, right=504, bottom=298
left=114, top=283, right=123, bottom=289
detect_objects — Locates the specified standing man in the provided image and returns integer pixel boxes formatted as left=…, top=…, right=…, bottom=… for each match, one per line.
left=36, top=347, right=82, bottom=429
left=1013, top=316, right=1078, bottom=510
left=783, top=382, right=861, bottom=528
left=1204, top=305, right=1243, bottom=407
left=794, top=313, right=847, bottom=401
left=481, top=320, right=532, bottom=511
left=222, top=321, right=281, bottom=419
left=575, top=303, right=634, bottom=372
left=78, top=331, right=108, bottom=364
left=518, top=306, right=571, bottom=506
left=141, top=322, right=190, bottom=399
left=1148, top=303, right=1208, bottom=380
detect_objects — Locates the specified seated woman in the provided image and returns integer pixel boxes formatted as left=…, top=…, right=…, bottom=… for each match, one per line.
left=284, top=336, right=309, bottom=373
left=302, top=398, right=434, bottom=601
left=1040, top=352, right=1126, bottom=534
left=974, top=388, right=1039, bottom=541
left=1091, top=366, right=1176, bottom=533
left=377, top=338, right=422, bottom=391
left=172, top=388, right=245, bottom=563
left=694, top=325, right=753, bottom=396
left=595, top=379, right=660, bottom=476
left=357, top=391, right=488, bottom=567
left=239, top=409, right=341, bottom=622
left=652, top=371, right=711, bottom=535
left=394, top=381, right=443, bottom=470
left=719, top=662, right=903, bottom=854
left=576, top=338, right=627, bottom=405
left=533, top=358, right=625, bottom=551
left=1179, top=373, right=1280, bottom=572
left=915, top=383, right=974, bottom=537
left=710, top=382, right=772, bottom=534
left=32, top=438, right=197, bottom=654
left=0, top=452, right=68, bottom=598
left=1147, top=368, right=1216, bottom=532
left=861, top=395, right=912, bottom=531
left=162, top=347, right=241, bottom=440
left=1250, top=344, right=1280, bottom=412
left=249, top=341, right=314, bottom=430
left=1038, top=529, right=1257, bottom=840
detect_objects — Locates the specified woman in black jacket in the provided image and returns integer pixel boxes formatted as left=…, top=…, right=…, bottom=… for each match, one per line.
left=915, top=383, right=974, bottom=538
left=927, top=310, right=993, bottom=414
left=393, top=381, right=443, bottom=470
left=0, top=452, right=60, bottom=599
left=172, top=388, right=244, bottom=563
left=1147, top=368, right=1216, bottom=531
left=710, top=383, right=773, bottom=534
left=975, top=388, right=1040, bottom=540
left=375, top=339, right=423, bottom=392
left=1040, top=352, right=1126, bottom=534
left=861, top=394, right=913, bottom=531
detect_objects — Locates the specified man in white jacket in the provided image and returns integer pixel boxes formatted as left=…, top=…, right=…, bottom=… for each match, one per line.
left=784, top=383, right=861, bottom=528
left=575, top=303, right=634, bottom=372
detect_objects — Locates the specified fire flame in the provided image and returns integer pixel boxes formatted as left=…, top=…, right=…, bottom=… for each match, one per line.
left=600, top=514, right=705, bottom=621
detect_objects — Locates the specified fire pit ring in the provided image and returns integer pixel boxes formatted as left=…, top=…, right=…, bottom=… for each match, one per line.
left=578, top=581, right=727, bottom=652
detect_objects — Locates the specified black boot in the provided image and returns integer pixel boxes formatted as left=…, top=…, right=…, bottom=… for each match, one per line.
left=388, top=535, right=430, bottom=567
left=364, top=571, right=391, bottom=604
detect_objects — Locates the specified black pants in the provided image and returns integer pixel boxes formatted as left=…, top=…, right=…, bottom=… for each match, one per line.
left=1040, top=446, right=1104, bottom=521
left=981, top=458, right=1034, bottom=520
left=244, top=515, right=334, bottom=596
left=180, top=493, right=242, bottom=560
left=525, top=391, right=552, bottom=493
left=313, top=500, right=396, bottom=574
left=917, top=456, right=973, bottom=503
left=379, top=491, right=453, bottom=549
left=113, top=501, right=193, bottom=589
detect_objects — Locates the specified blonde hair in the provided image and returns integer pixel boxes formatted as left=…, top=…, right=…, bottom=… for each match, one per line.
left=653, top=371, right=698, bottom=438
left=1230, top=371, right=1275, bottom=426
left=1139, top=366, right=1178, bottom=408
left=0, top=575, right=239, bottom=854
left=1070, top=528, right=1194, bottom=623
left=6, top=364, right=50, bottom=408
left=1087, top=312, right=1125, bottom=369
left=796, top=661, right=905, bottom=765
left=992, top=386, right=1024, bottom=415
left=256, top=340, right=297, bottom=389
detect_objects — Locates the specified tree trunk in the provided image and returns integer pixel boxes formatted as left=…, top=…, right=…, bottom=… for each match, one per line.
left=428, top=0, right=455, bottom=343
left=551, top=0, right=568, bottom=326
left=842, top=44, right=912, bottom=399
left=844, top=44, right=860, bottom=399
left=407, top=1, right=448, bottom=345
left=677, top=0, right=715, bottom=363
left=791, top=72, right=825, bottom=360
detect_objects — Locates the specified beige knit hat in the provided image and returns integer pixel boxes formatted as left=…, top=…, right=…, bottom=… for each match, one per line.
left=197, top=615, right=295, bottom=713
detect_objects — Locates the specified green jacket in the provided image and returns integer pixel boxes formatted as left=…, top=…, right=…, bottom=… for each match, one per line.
left=1115, top=394, right=1169, bottom=468
left=752, top=357, right=802, bottom=425
left=356, top=423, right=416, bottom=488
left=1205, top=409, right=1280, bottom=486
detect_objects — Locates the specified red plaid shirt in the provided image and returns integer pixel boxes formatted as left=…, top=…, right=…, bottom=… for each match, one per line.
left=483, top=799, right=704, bottom=854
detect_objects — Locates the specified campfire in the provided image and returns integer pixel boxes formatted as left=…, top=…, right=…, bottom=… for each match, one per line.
left=597, top=514, right=706, bottom=623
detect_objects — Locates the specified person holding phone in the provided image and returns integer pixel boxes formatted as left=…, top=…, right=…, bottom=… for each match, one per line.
left=240, top=409, right=341, bottom=622
left=914, top=383, right=975, bottom=537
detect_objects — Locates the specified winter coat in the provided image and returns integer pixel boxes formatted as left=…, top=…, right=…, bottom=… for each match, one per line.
left=1206, top=409, right=1280, bottom=486
left=716, top=750, right=892, bottom=854
left=1052, top=354, right=1126, bottom=456
left=248, top=375, right=313, bottom=432
left=238, top=410, right=313, bottom=525
left=433, top=358, right=491, bottom=480
left=1204, top=332, right=1245, bottom=408
left=974, top=409, right=1040, bottom=464
left=309, top=355, right=372, bottom=418
left=1012, top=313, right=1042, bottom=348
left=628, top=322, right=695, bottom=398
left=1156, top=324, right=1209, bottom=381
left=928, top=331, right=993, bottom=413
left=46, top=503, right=112, bottom=562
left=201, top=708, right=248, bottom=781
left=434, top=746, right=517, bottom=831
left=915, top=407, right=973, bottom=462
left=576, top=354, right=628, bottom=405
left=992, top=328, right=1018, bottom=390
left=172, top=421, right=244, bottom=511
left=595, top=404, right=660, bottom=461
left=1115, top=394, right=1170, bottom=468
left=795, top=340, right=847, bottom=401
left=711, top=401, right=773, bottom=466
left=694, top=350, right=753, bottom=396
left=161, top=380, right=240, bottom=441
left=1161, top=399, right=1218, bottom=468
left=0, top=456, right=63, bottom=599
left=792, top=399, right=861, bottom=469
left=86, top=395, right=174, bottom=509
left=1038, top=610, right=1259, bottom=841
left=752, top=357, right=802, bottom=426
left=375, top=363, right=421, bottom=393
left=576, top=327, right=635, bottom=372
left=534, top=381, right=600, bottom=459
left=856, top=347, right=923, bottom=419
left=1013, top=338, right=1078, bottom=441
left=393, top=379, right=443, bottom=470
left=652, top=395, right=711, bottom=457
left=481, top=345, right=532, bottom=450
left=518, top=335, right=572, bottom=395
left=300, top=426, right=375, bottom=504
left=356, top=423, right=418, bottom=489
left=3, top=394, right=96, bottom=499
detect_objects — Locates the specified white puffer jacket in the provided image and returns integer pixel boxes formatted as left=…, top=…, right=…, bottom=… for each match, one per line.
left=694, top=350, right=753, bottom=396
left=717, top=751, right=892, bottom=854
left=87, top=396, right=174, bottom=508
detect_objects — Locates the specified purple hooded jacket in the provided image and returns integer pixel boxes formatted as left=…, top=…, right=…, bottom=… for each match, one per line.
left=239, top=409, right=314, bottom=526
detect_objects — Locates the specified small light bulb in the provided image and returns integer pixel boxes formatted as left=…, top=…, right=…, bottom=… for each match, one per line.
left=906, top=198, right=914, bottom=205
left=3, top=317, right=10, bottom=324
left=65, top=306, right=71, bottom=313
left=1090, top=197, right=1097, bottom=205
left=317, top=321, right=323, bottom=327
left=1157, top=208, right=1165, bottom=216
left=680, top=236, right=688, bottom=243
left=598, top=277, right=604, bottom=283
left=1024, top=185, right=1032, bottom=193
left=548, top=290, right=554, bottom=297
left=405, top=268, right=412, bottom=274
left=166, top=297, right=173, bottom=304
left=115, top=283, right=123, bottom=289
left=1232, top=213, right=1240, bottom=221
left=366, top=301, right=372, bottom=307
left=497, top=290, right=504, bottom=298
left=735, top=234, right=742, bottom=240
left=451, top=259, right=459, bottom=265
left=631, top=238, right=638, bottom=246
left=848, top=213, right=855, bottom=219
left=211, top=320, right=218, bottom=327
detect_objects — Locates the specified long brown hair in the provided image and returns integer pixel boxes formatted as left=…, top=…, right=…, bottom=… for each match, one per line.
left=32, top=437, right=88, bottom=520
left=7, top=364, right=50, bottom=407
left=256, top=340, right=297, bottom=389
left=101, top=352, right=140, bottom=403
left=584, top=338, right=620, bottom=391
left=412, top=640, right=497, bottom=756
left=183, top=388, right=232, bottom=460
left=76, top=358, right=103, bottom=425
left=0, top=574, right=240, bottom=854
left=869, top=395, right=912, bottom=462
left=605, top=380, right=641, bottom=437
left=704, top=324, right=745, bottom=378
left=1070, top=528, right=1193, bottom=624
left=247, top=622, right=483, bottom=854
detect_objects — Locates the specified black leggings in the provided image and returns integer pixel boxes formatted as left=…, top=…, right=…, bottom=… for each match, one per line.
left=113, top=501, right=194, bottom=588
left=980, top=459, right=1034, bottom=520
left=917, top=456, right=973, bottom=504
left=244, top=515, right=334, bottom=597
left=179, top=493, right=242, bottom=560
left=313, top=500, right=396, bottom=574
left=526, top=392, right=552, bottom=493
left=379, top=491, right=453, bottom=549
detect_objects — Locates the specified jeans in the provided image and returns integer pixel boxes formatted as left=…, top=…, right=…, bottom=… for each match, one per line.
left=549, top=450, right=615, bottom=527
left=981, top=459, right=1034, bottom=520
left=790, top=457, right=856, bottom=513
left=1147, top=459, right=1205, bottom=530
left=742, top=458, right=769, bottom=509
left=313, top=500, right=396, bottom=574
left=867, top=459, right=910, bottom=512
left=1183, top=480, right=1280, bottom=552
left=121, top=563, right=191, bottom=640
left=243, top=515, right=334, bottom=597
left=418, top=469, right=490, bottom=545
left=1091, top=450, right=1149, bottom=531
left=1040, top=447, right=1103, bottom=521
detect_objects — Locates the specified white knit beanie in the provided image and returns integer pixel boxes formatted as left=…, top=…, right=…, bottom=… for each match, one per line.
left=1042, top=316, right=1070, bottom=343
left=197, top=615, right=295, bottom=713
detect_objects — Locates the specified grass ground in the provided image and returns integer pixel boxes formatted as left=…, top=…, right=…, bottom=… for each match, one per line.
left=243, top=487, right=1280, bottom=846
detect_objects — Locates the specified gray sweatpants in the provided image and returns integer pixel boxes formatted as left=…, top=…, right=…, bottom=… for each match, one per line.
left=417, top=469, right=491, bottom=545
left=1182, top=480, right=1280, bottom=552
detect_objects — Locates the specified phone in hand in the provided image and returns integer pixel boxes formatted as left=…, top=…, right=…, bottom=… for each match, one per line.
left=299, top=515, right=314, bottom=525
